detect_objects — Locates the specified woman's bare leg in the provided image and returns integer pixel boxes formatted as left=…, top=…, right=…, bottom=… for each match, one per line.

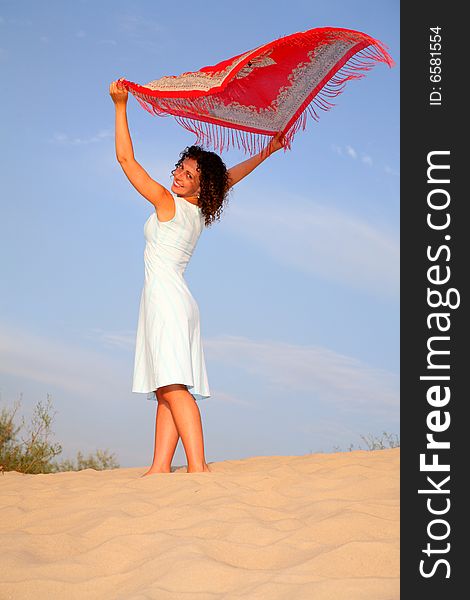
left=141, top=392, right=180, bottom=476
left=158, top=384, right=210, bottom=473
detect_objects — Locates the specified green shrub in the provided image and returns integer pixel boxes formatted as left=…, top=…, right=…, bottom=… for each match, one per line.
left=332, top=431, right=400, bottom=453
left=53, top=449, right=119, bottom=472
left=360, top=431, right=400, bottom=450
left=0, top=395, right=119, bottom=474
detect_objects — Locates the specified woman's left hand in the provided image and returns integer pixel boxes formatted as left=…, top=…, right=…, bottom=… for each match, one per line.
left=268, top=131, right=286, bottom=154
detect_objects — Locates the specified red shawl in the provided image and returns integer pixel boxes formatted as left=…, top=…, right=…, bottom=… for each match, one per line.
left=121, top=27, right=393, bottom=155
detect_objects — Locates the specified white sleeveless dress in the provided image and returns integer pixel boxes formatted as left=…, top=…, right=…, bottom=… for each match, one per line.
left=132, top=193, right=210, bottom=402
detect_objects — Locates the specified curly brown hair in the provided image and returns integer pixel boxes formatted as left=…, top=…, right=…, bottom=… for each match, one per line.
left=172, top=145, right=231, bottom=227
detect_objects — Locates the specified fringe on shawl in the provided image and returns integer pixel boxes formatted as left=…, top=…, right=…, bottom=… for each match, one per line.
left=127, top=33, right=393, bottom=156
left=282, top=42, right=394, bottom=151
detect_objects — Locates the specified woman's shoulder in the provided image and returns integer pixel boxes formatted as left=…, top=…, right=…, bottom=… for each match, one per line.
left=155, top=191, right=177, bottom=223
left=157, top=194, right=203, bottom=225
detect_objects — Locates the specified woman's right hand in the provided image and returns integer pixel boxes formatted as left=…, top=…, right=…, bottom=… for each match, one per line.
left=109, top=78, right=128, bottom=106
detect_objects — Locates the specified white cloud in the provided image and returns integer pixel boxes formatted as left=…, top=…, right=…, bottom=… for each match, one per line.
left=3, top=17, right=32, bottom=26
left=51, top=129, right=113, bottom=146
left=116, top=14, right=162, bottom=35
left=225, top=195, right=399, bottom=298
left=0, top=324, right=398, bottom=463
left=98, top=39, right=118, bottom=46
left=0, top=324, right=128, bottom=400
left=331, top=144, right=342, bottom=156
left=71, top=328, right=398, bottom=413
left=115, top=14, right=163, bottom=52
left=384, top=165, right=399, bottom=176
left=205, top=389, right=254, bottom=408
left=204, top=335, right=398, bottom=414
left=85, top=328, right=136, bottom=350
left=2, top=322, right=397, bottom=415
left=333, top=145, right=380, bottom=169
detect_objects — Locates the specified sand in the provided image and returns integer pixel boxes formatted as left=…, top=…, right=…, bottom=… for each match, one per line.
left=0, top=448, right=399, bottom=599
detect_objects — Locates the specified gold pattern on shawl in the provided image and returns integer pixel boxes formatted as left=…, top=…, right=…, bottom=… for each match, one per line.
left=234, top=50, right=276, bottom=79
left=192, top=40, right=356, bottom=131
left=143, top=49, right=258, bottom=93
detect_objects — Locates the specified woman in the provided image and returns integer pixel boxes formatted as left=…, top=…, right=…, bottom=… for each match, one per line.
left=109, top=78, right=285, bottom=475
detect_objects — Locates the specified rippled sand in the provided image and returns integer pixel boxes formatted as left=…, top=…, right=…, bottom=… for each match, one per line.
left=1, top=448, right=399, bottom=599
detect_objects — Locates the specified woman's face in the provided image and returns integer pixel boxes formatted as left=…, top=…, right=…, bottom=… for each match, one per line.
left=171, top=158, right=201, bottom=198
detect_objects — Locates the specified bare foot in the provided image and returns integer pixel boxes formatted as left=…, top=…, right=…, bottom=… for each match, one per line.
left=141, top=467, right=171, bottom=477
left=187, top=463, right=211, bottom=473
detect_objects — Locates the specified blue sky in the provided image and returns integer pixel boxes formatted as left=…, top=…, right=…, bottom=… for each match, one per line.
left=0, top=0, right=399, bottom=467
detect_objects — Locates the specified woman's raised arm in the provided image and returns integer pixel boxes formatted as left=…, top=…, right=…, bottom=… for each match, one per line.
left=109, top=79, right=171, bottom=208
left=226, top=132, right=286, bottom=189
